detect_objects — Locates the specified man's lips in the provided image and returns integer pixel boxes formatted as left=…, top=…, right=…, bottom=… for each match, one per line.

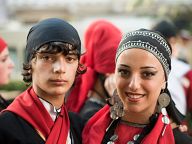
left=49, top=79, right=68, bottom=85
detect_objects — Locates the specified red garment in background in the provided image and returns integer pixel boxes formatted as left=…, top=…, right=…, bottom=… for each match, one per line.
left=66, top=20, right=122, bottom=112
left=3, top=87, right=70, bottom=144
left=0, top=36, right=7, bottom=53
left=184, top=70, right=192, bottom=112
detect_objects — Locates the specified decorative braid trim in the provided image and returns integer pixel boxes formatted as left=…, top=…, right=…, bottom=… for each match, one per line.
left=121, top=31, right=171, bottom=56
left=116, top=40, right=170, bottom=76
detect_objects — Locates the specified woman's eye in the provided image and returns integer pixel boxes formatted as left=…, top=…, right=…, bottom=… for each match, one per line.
left=142, top=72, right=156, bottom=79
left=0, top=56, right=8, bottom=63
left=1, top=58, right=7, bottom=63
left=118, top=69, right=130, bottom=78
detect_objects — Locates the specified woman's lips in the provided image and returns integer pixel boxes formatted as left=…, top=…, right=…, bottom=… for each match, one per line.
left=125, top=92, right=145, bottom=102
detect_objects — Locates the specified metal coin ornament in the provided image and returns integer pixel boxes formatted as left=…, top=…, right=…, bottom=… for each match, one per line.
left=110, top=89, right=124, bottom=120
left=158, top=92, right=170, bottom=111
left=107, top=134, right=118, bottom=144
left=162, top=115, right=170, bottom=124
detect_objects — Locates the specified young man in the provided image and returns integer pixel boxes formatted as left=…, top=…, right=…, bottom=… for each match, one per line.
left=0, top=18, right=86, bottom=144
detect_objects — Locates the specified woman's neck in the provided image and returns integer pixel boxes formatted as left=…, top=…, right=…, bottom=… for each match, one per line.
left=121, top=110, right=154, bottom=125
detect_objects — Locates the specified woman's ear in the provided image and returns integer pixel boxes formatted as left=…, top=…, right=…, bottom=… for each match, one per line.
left=161, top=81, right=167, bottom=90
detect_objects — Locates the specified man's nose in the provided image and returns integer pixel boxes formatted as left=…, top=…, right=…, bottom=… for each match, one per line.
left=53, top=57, right=66, bottom=73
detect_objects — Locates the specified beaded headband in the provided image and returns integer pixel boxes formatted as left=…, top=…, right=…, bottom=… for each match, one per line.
left=116, top=29, right=172, bottom=79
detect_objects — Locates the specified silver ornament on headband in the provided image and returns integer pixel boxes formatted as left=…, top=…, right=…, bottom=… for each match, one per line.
left=116, top=30, right=172, bottom=78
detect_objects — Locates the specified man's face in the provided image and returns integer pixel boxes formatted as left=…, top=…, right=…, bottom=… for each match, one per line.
left=31, top=51, right=78, bottom=100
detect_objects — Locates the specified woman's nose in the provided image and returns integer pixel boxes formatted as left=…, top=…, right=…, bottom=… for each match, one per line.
left=128, top=75, right=140, bottom=91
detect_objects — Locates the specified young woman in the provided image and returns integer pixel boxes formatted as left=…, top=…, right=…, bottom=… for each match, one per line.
left=0, top=37, right=14, bottom=111
left=0, top=18, right=86, bottom=144
left=82, top=29, right=192, bottom=144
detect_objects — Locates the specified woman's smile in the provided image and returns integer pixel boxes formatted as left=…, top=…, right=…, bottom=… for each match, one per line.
left=125, top=92, right=145, bottom=102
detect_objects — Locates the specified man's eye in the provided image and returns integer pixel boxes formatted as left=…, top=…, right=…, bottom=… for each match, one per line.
left=39, top=54, right=55, bottom=62
left=66, top=56, right=77, bottom=63
left=42, top=56, right=51, bottom=60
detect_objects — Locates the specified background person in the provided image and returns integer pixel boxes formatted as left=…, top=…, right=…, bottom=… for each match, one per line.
left=0, top=36, right=14, bottom=111
left=66, top=20, right=121, bottom=123
left=152, top=19, right=192, bottom=135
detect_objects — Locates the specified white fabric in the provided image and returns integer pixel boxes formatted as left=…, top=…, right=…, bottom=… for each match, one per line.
left=39, top=98, right=61, bottom=121
left=168, top=58, right=190, bottom=115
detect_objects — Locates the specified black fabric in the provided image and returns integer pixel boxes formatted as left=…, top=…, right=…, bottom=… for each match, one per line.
left=25, top=18, right=81, bottom=64
left=151, top=20, right=177, bottom=40
left=0, top=95, right=9, bottom=111
left=0, top=111, right=83, bottom=144
left=166, top=89, right=185, bottom=124
left=0, top=111, right=44, bottom=144
left=68, top=112, right=84, bottom=144
left=79, top=99, right=104, bottom=124
left=173, top=127, right=192, bottom=144
left=101, top=118, right=120, bottom=144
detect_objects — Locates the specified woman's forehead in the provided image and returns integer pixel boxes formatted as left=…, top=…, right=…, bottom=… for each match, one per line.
left=116, top=48, right=162, bottom=67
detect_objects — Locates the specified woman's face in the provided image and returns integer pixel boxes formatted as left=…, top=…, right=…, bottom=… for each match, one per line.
left=115, top=49, right=166, bottom=115
left=0, top=48, right=14, bottom=85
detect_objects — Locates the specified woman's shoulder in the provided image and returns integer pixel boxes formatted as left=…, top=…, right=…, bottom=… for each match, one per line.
left=173, top=127, right=192, bottom=144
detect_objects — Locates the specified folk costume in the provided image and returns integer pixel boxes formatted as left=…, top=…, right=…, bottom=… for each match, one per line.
left=66, top=20, right=122, bottom=122
left=0, top=87, right=83, bottom=143
left=0, top=18, right=83, bottom=144
left=82, top=29, right=192, bottom=144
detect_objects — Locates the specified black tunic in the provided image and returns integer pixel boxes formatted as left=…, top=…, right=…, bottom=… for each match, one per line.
left=0, top=111, right=83, bottom=144
left=79, top=98, right=104, bottom=124
left=0, top=94, right=9, bottom=111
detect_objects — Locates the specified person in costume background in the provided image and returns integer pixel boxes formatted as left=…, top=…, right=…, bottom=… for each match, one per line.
left=0, top=18, right=86, bottom=144
left=82, top=29, right=192, bottom=144
left=0, top=36, right=14, bottom=111
left=152, top=19, right=192, bottom=116
left=152, top=19, right=192, bottom=135
left=66, top=20, right=121, bottom=123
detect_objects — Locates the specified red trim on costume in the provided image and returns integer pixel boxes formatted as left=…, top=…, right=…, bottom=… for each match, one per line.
left=3, top=87, right=70, bottom=144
